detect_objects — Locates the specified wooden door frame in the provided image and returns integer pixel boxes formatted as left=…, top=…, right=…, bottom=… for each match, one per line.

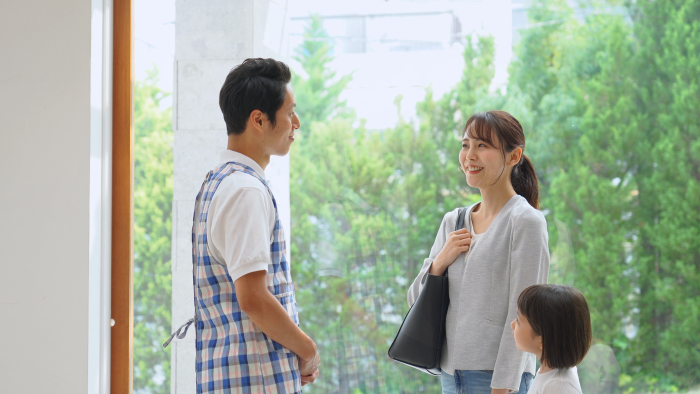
left=112, top=0, right=134, bottom=392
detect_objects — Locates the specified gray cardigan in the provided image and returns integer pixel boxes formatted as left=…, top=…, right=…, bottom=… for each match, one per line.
left=407, top=195, right=550, bottom=392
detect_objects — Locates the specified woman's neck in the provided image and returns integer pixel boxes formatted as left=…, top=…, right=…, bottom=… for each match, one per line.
left=475, top=183, right=517, bottom=218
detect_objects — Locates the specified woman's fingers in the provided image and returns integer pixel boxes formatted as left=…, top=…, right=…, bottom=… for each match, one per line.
left=449, top=235, right=472, bottom=245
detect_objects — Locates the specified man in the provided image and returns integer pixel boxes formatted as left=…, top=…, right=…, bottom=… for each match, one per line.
left=166, top=58, right=320, bottom=393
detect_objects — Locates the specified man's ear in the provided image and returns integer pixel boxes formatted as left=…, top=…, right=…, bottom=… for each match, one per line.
left=249, top=109, right=267, bottom=132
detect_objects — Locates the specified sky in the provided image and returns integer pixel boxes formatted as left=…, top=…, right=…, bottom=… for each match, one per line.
left=135, top=0, right=516, bottom=125
left=134, top=0, right=176, bottom=108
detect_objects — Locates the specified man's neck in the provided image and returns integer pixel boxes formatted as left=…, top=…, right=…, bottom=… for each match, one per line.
left=227, top=135, right=270, bottom=170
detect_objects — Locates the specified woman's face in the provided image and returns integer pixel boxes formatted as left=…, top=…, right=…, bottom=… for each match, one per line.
left=459, top=132, right=508, bottom=189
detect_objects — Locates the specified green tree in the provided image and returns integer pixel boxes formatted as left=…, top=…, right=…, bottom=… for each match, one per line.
left=504, top=0, right=700, bottom=391
left=133, top=66, right=173, bottom=394
left=630, top=0, right=700, bottom=389
left=289, top=19, right=486, bottom=394
left=291, top=15, right=352, bottom=130
left=290, top=1, right=700, bottom=392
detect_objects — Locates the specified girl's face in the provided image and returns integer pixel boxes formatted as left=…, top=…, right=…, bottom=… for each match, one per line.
left=511, top=309, right=542, bottom=357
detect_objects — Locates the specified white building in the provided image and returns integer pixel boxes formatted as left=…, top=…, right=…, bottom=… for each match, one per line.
left=287, top=0, right=514, bottom=130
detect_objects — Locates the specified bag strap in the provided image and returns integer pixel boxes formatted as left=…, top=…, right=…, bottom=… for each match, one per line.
left=455, top=207, right=467, bottom=233
left=445, top=207, right=467, bottom=276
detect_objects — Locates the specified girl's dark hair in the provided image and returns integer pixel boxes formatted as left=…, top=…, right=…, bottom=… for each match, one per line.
left=517, top=284, right=592, bottom=369
left=219, top=58, right=292, bottom=135
left=462, top=110, right=539, bottom=209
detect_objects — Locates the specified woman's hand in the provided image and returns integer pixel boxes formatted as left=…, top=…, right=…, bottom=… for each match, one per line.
left=429, top=228, right=472, bottom=276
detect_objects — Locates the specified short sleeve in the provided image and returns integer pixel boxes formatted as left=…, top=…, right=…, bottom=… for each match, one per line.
left=209, top=187, right=272, bottom=283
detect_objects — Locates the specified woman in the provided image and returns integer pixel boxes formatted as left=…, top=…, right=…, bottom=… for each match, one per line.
left=407, top=110, right=550, bottom=394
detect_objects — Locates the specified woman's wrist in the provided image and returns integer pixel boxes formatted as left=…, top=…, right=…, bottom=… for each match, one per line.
left=429, top=257, right=446, bottom=276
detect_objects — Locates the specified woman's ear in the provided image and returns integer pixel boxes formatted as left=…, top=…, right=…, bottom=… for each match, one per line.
left=508, top=147, right=523, bottom=166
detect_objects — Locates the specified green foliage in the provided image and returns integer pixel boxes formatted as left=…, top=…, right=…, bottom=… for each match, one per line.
left=133, top=66, right=173, bottom=394
left=289, top=18, right=482, bottom=394
left=291, top=15, right=353, bottom=130
left=290, top=1, right=700, bottom=392
left=504, top=0, right=700, bottom=391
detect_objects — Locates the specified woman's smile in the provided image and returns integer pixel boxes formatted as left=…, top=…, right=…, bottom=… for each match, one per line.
left=467, top=165, right=484, bottom=174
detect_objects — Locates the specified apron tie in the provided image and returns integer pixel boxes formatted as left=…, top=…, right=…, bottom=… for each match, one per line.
left=163, top=317, right=194, bottom=348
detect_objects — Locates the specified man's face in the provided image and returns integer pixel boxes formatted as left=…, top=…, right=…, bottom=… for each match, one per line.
left=264, top=84, right=300, bottom=157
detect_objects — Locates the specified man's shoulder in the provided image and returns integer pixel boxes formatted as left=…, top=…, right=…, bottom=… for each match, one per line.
left=215, top=171, right=270, bottom=199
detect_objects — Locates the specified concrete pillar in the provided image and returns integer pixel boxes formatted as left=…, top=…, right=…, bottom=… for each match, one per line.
left=171, top=1, right=290, bottom=392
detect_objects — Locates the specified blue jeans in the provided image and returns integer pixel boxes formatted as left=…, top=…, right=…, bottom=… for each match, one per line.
left=441, top=370, right=534, bottom=394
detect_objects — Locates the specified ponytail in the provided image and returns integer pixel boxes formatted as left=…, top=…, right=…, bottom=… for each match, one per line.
left=511, top=154, right=539, bottom=209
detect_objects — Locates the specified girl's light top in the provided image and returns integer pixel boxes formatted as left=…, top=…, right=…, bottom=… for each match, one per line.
left=529, top=366, right=583, bottom=394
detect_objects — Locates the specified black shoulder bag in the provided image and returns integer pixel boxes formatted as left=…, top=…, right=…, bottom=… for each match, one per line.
left=387, top=207, right=467, bottom=375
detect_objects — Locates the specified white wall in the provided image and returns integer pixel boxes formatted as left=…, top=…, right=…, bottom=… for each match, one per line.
left=0, top=0, right=94, bottom=392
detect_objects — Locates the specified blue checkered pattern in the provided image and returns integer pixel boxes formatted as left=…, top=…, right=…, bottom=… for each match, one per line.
left=191, top=161, right=301, bottom=394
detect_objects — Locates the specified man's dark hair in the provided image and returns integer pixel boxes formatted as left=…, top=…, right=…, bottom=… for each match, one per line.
left=219, top=58, right=292, bottom=135
left=517, top=284, right=592, bottom=369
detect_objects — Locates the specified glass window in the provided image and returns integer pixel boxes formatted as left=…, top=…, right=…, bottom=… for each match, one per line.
left=135, top=1, right=700, bottom=393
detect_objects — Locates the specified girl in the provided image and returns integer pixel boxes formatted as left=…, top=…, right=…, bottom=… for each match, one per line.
left=511, top=284, right=592, bottom=394
left=407, top=110, right=550, bottom=394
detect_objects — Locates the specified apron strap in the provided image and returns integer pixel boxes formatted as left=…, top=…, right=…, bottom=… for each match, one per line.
left=162, top=317, right=195, bottom=348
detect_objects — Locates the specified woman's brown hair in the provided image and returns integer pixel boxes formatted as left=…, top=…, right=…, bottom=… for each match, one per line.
left=517, top=284, right=593, bottom=369
left=462, top=110, right=539, bottom=209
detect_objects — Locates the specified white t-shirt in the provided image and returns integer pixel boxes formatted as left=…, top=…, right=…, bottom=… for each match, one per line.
left=529, top=366, right=583, bottom=394
left=205, top=150, right=277, bottom=283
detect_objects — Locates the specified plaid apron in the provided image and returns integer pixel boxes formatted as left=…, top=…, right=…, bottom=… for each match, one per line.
left=165, top=161, right=302, bottom=394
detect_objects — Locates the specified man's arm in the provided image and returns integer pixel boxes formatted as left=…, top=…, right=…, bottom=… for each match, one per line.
left=235, top=270, right=320, bottom=378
